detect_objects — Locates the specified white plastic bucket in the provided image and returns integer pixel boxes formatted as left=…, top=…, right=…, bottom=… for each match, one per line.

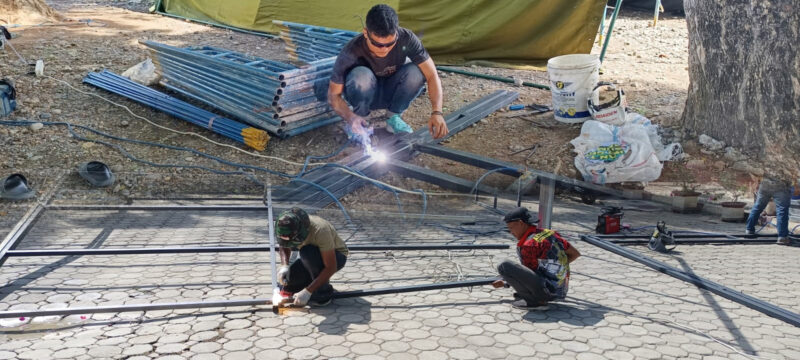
left=547, top=54, right=600, bottom=123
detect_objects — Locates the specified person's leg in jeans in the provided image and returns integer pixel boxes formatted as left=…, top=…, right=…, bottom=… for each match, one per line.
left=773, top=185, right=791, bottom=241
left=296, top=245, right=347, bottom=302
left=381, top=63, right=426, bottom=115
left=343, top=66, right=378, bottom=117
left=746, top=183, right=772, bottom=234
left=497, top=260, right=549, bottom=306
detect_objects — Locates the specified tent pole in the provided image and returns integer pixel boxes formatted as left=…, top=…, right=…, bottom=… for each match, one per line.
left=599, top=0, right=623, bottom=63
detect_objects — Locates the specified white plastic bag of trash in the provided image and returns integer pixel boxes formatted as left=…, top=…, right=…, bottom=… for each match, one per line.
left=570, top=116, right=682, bottom=184
left=121, top=58, right=160, bottom=86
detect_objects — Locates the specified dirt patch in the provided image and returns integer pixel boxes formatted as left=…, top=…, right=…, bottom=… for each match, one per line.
left=0, top=0, right=64, bottom=25
left=0, top=3, right=723, bottom=215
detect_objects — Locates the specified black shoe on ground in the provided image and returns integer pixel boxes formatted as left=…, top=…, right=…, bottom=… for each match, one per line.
left=308, top=298, right=332, bottom=307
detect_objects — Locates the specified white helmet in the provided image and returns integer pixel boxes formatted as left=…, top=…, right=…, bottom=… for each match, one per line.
left=587, top=82, right=627, bottom=126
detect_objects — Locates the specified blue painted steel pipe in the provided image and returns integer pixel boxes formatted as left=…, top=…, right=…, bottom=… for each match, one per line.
left=83, top=71, right=269, bottom=151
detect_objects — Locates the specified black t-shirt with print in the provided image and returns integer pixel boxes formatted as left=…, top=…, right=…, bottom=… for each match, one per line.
left=330, top=27, right=429, bottom=84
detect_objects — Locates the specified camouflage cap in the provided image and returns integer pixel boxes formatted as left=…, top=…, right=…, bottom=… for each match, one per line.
left=275, top=207, right=310, bottom=246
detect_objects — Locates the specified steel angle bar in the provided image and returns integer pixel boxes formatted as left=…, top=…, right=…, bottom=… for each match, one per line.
left=6, top=244, right=510, bottom=257
left=332, top=278, right=495, bottom=299
left=580, top=235, right=800, bottom=327
left=413, top=144, right=523, bottom=177
left=46, top=205, right=269, bottom=211
left=0, top=298, right=273, bottom=319
left=386, top=160, right=499, bottom=194
left=0, top=204, right=46, bottom=268
left=0, top=278, right=492, bottom=319
left=610, top=239, right=777, bottom=245
left=595, top=233, right=797, bottom=240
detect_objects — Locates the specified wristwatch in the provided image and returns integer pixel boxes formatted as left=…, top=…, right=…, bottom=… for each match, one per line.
left=431, top=111, right=443, bottom=116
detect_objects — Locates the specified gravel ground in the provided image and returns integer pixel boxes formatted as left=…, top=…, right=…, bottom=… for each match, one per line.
left=1, top=2, right=699, bottom=230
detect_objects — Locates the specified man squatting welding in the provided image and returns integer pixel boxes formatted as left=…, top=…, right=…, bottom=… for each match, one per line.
left=327, top=4, right=449, bottom=147
left=275, top=208, right=349, bottom=307
left=493, top=207, right=581, bottom=310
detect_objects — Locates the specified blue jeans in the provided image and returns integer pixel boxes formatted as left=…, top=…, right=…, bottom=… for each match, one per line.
left=283, top=245, right=347, bottom=302
left=344, top=64, right=426, bottom=117
left=746, top=179, right=791, bottom=238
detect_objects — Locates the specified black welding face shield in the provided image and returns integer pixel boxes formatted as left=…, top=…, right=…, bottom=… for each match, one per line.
left=275, top=208, right=310, bottom=248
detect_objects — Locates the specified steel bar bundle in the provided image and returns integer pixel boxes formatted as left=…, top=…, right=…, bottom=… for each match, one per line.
left=83, top=70, right=269, bottom=151
left=140, top=41, right=341, bottom=138
left=273, top=20, right=357, bottom=62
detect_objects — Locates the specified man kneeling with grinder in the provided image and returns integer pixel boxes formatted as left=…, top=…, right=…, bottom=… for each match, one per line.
left=276, top=207, right=349, bottom=307
left=493, top=207, right=581, bottom=310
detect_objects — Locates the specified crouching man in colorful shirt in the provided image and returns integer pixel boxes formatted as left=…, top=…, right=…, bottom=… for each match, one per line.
left=493, top=207, right=581, bottom=310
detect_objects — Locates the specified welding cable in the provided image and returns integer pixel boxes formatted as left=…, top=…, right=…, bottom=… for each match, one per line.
left=0, top=121, right=274, bottom=179
left=470, top=167, right=521, bottom=196
left=0, top=120, right=300, bottom=178
left=286, top=178, right=350, bottom=222
left=297, top=141, right=350, bottom=176
left=305, top=163, right=405, bottom=215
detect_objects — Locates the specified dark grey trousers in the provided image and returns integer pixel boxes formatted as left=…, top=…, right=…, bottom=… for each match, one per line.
left=283, top=245, right=347, bottom=302
left=497, top=260, right=550, bottom=305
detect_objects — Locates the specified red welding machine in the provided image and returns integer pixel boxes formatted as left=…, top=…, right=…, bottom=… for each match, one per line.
left=596, top=207, right=623, bottom=234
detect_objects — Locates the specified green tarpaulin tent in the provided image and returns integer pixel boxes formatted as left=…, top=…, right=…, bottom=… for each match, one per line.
left=156, top=0, right=606, bottom=67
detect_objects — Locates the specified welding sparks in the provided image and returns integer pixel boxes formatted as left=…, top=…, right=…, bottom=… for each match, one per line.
left=371, top=149, right=387, bottom=162
left=272, top=288, right=283, bottom=306
left=360, top=130, right=387, bottom=162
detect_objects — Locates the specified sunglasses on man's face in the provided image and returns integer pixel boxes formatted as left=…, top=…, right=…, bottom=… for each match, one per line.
left=366, top=31, right=397, bottom=48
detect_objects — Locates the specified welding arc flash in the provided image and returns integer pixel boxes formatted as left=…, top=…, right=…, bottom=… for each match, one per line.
left=371, top=150, right=387, bottom=162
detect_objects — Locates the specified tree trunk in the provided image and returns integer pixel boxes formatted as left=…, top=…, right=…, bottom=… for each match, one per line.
left=681, top=0, right=800, bottom=182
left=0, top=0, right=63, bottom=25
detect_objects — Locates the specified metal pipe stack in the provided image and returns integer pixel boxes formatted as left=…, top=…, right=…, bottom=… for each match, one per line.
left=273, top=20, right=357, bottom=62
left=140, top=40, right=341, bottom=138
left=83, top=70, right=269, bottom=151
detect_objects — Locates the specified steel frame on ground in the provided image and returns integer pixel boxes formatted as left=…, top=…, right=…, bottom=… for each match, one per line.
left=580, top=234, right=800, bottom=327
left=0, top=200, right=504, bottom=319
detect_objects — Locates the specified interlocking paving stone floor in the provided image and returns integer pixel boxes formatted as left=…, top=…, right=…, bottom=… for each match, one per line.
left=1, top=198, right=798, bottom=359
